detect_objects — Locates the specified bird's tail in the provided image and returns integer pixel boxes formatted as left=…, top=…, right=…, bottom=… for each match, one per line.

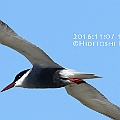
left=59, top=69, right=102, bottom=79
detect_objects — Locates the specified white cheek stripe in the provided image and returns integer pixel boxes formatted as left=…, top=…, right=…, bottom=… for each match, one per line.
left=15, top=69, right=31, bottom=87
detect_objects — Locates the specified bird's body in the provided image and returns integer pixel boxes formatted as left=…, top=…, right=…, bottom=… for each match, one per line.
left=20, top=66, right=66, bottom=88
left=0, top=20, right=120, bottom=120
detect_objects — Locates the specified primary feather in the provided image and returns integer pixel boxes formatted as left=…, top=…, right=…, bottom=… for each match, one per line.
left=66, top=82, right=120, bottom=120
left=0, top=20, right=61, bottom=67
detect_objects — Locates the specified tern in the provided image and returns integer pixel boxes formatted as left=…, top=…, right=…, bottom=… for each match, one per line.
left=0, top=20, right=120, bottom=120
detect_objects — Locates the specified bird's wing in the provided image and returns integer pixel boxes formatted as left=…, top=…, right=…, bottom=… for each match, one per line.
left=0, top=20, right=62, bottom=67
left=65, top=82, right=120, bottom=120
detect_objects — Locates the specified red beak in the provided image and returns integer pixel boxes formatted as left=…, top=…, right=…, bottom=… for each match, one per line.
left=1, top=83, right=15, bottom=92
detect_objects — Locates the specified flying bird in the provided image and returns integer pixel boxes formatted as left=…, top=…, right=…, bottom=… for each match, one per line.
left=0, top=20, right=120, bottom=120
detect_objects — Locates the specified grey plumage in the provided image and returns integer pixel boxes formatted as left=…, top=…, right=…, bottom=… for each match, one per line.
left=66, top=82, right=120, bottom=120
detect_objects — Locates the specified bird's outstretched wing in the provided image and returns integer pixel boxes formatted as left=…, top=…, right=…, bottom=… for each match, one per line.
left=0, top=20, right=62, bottom=68
left=65, top=82, right=120, bottom=120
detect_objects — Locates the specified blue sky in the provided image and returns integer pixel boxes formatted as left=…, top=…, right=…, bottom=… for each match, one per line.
left=0, top=1, right=120, bottom=120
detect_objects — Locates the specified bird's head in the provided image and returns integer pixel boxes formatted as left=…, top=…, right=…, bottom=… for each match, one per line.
left=1, top=69, right=31, bottom=92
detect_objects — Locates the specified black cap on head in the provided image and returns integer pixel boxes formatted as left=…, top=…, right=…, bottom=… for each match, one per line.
left=1, top=69, right=30, bottom=92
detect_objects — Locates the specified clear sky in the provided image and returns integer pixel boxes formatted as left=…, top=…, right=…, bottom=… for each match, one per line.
left=0, top=1, right=120, bottom=120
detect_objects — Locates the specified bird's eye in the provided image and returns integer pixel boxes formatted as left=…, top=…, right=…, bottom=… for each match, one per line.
left=18, top=75, right=21, bottom=78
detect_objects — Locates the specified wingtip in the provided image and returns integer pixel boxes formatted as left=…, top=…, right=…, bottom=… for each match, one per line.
left=94, top=75, right=103, bottom=78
